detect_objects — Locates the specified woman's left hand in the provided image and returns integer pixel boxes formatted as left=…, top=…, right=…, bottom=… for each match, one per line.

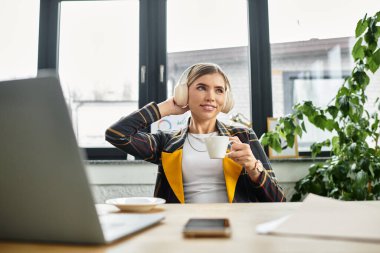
left=226, top=136, right=256, bottom=171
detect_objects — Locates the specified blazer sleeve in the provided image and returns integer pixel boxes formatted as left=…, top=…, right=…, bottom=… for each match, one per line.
left=246, top=129, right=286, bottom=202
left=105, top=102, right=165, bottom=165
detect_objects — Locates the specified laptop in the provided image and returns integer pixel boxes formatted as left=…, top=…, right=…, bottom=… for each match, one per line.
left=0, top=75, right=164, bottom=244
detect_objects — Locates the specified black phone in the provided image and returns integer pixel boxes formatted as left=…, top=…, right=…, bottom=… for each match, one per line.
left=183, top=218, right=231, bottom=238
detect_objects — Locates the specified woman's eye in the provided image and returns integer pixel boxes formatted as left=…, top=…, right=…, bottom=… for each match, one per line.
left=216, top=89, right=224, bottom=94
left=197, top=86, right=206, bottom=91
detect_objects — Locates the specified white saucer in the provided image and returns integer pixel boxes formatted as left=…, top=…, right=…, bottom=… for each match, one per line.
left=105, top=197, right=166, bottom=212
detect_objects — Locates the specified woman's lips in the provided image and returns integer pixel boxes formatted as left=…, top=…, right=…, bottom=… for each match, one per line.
left=200, top=105, right=216, bottom=111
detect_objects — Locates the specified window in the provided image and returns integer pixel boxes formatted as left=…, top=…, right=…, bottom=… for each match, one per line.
left=164, top=0, right=251, bottom=131
left=35, top=0, right=275, bottom=159
left=268, top=0, right=380, bottom=152
left=58, top=0, right=139, bottom=148
left=0, top=0, right=39, bottom=81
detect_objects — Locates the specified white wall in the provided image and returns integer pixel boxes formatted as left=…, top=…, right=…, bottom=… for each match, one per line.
left=85, top=160, right=316, bottom=203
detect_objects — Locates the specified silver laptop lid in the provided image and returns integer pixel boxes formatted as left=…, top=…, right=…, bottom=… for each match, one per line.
left=0, top=76, right=105, bottom=244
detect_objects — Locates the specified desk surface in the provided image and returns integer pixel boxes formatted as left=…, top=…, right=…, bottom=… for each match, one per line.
left=1, top=202, right=380, bottom=253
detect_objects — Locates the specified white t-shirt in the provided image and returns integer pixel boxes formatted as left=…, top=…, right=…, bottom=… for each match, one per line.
left=182, top=132, right=229, bottom=203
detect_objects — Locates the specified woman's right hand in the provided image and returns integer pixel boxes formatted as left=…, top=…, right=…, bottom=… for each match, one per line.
left=158, top=97, right=189, bottom=117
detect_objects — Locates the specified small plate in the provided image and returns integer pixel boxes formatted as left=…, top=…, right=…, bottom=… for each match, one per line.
left=105, top=197, right=166, bottom=212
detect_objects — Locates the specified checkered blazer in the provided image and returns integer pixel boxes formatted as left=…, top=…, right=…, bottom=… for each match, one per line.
left=106, top=102, right=286, bottom=203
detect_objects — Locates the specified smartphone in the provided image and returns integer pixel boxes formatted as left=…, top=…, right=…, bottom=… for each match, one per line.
left=183, top=218, right=231, bottom=238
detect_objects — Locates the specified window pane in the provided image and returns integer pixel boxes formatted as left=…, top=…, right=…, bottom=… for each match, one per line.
left=0, top=0, right=39, bottom=81
left=269, top=0, right=380, bottom=152
left=58, top=0, right=139, bottom=147
left=164, top=0, right=250, bottom=131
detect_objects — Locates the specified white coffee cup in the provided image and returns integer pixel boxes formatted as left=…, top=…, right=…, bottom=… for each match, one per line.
left=205, top=136, right=232, bottom=159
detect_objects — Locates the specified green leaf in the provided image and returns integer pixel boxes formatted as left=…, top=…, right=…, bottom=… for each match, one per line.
left=345, top=123, right=356, bottom=138
left=325, top=119, right=337, bottom=132
left=332, top=136, right=340, bottom=154
left=348, top=143, right=358, bottom=156
left=373, top=183, right=380, bottom=195
left=355, top=170, right=368, bottom=188
left=328, top=188, right=338, bottom=198
left=310, top=182, right=323, bottom=195
left=290, top=193, right=302, bottom=202
left=299, top=101, right=318, bottom=118
left=352, top=38, right=365, bottom=61
left=341, top=192, right=353, bottom=200
left=351, top=162, right=357, bottom=172
left=337, top=86, right=349, bottom=97
left=337, top=95, right=350, bottom=116
left=348, top=100, right=362, bottom=122
left=296, top=112, right=304, bottom=120
left=310, top=140, right=330, bottom=158
left=260, top=133, right=269, bottom=146
left=371, top=115, right=379, bottom=132
left=373, top=49, right=380, bottom=65
left=260, top=132, right=282, bottom=153
left=311, top=143, right=322, bottom=158
left=327, top=106, right=339, bottom=118
left=353, top=69, right=369, bottom=87
left=369, top=164, right=375, bottom=178
left=294, top=177, right=311, bottom=195
left=309, top=164, right=320, bottom=175
left=285, top=133, right=295, bottom=148
left=367, top=57, right=380, bottom=73
left=355, top=18, right=368, bottom=37
left=301, top=121, right=307, bottom=132
left=367, top=41, right=378, bottom=52
left=313, top=115, right=327, bottom=130
left=374, top=163, right=380, bottom=178
left=295, top=125, right=303, bottom=138
left=274, top=137, right=282, bottom=153
left=364, top=29, right=376, bottom=45
left=283, top=118, right=296, bottom=132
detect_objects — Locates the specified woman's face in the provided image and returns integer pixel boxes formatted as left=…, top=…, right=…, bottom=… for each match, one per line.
left=187, top=72, right=226, bottom=121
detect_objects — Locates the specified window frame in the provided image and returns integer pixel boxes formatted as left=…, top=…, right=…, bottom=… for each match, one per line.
left=38, top=0, right=273, bottom=160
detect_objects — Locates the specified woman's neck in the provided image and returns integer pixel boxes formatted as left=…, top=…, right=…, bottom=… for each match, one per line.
left=188, top=117, right=217, bottom=134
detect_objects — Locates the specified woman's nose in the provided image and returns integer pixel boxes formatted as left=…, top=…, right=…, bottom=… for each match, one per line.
left=206, top=90, right=215, bottom=101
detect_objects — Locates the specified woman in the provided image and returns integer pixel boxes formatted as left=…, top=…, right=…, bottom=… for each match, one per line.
left=106, top=63, right=285, bottom=203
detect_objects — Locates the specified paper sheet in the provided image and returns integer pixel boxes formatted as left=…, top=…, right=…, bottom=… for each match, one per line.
left=256, top=194, right=380, bottom=243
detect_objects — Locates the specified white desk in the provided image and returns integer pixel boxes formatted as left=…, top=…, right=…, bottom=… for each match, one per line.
left=1, top=202, right=380, bottom=253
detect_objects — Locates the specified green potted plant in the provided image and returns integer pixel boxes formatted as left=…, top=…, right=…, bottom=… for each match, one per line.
left=261, top=12, right=380, bottom=201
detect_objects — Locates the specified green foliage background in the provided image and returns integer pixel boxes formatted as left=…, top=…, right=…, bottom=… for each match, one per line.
left=261, top=12, right=380, bottom=201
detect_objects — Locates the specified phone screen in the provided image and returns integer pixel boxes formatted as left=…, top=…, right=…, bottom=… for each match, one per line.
left=183, top=218, right=231, bottom=238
